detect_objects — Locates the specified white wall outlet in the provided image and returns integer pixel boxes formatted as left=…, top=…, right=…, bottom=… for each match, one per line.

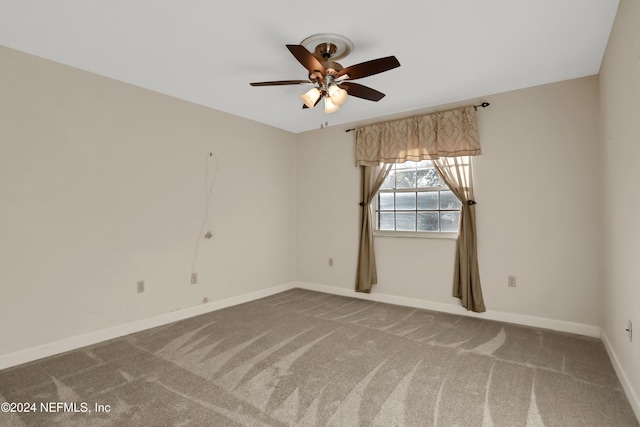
left=329, top=258, right=334, bottom=267
left=626, top=319, right=633, bottom=342
left=508, top=275, right=517, bottom=287
left=191, top=273, right=198, bottom=284
left=137, top=280, right=145, bottom=293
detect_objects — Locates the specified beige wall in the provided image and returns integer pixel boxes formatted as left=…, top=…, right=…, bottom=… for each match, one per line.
left=600, top=0, right=640, bottom=410
left=297, top=76, right=603, bottom=326
left=0, top=46, right=298, bottom=355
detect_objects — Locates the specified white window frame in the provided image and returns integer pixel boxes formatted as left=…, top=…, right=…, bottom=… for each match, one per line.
left=373, top=160, right=460, bottom=239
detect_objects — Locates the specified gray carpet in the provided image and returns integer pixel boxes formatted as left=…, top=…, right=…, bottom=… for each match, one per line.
left=0, top=288, right=637, bottom=426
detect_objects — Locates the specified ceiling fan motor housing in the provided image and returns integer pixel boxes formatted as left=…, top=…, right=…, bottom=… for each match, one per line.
left=309, top=61, right=343, bottom=81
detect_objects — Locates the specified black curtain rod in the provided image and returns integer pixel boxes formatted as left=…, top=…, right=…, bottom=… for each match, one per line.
left=344, top=102, right=491, bottom=133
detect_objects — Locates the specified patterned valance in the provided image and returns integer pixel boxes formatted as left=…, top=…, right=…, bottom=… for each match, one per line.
left=355, top=105, right=482, bottom=166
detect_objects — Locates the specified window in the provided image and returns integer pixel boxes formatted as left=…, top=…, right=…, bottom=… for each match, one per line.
left=375, top=160, right=461, bottom=234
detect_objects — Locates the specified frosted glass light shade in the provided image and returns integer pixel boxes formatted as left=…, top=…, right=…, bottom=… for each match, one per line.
left=324, top=96, right=340, bottom=113
left=328, top=85, right=348, bottom=105
left=301, top=88, right=321, bottom=108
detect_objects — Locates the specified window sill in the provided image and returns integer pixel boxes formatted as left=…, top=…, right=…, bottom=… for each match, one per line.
left=373, top=231, right=458, bottom=239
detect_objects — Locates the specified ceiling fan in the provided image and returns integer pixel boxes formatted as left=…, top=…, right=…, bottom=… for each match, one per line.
left=250, top=34, right=400, bottom=113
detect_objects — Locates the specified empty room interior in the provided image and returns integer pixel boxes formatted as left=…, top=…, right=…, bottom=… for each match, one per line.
left=1, top=0, right=639, bottom=425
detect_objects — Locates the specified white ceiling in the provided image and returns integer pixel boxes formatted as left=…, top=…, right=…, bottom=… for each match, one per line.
left=0, top=1, right=619, bottom=133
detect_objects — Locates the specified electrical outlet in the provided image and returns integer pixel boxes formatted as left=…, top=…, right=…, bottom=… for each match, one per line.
left=508, top=275, right=517, bottom=287
left=137, top=280, right=145, bottom=293
left=627, top=320, right=633, bottom=342
left=191, top=273, right=198, bottom=284
left=329, top=258, right=334, bottom=267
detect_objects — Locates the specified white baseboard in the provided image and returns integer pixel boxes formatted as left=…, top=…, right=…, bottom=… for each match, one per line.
left=293, top=281, right=602, bottom=338
left=0, top=282, right=297, bottom=371
left=601, top=328, right=640, bottom=422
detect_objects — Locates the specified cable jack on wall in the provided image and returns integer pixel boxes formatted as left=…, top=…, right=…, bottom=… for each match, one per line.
left=188, top=152, right=219, bottom=285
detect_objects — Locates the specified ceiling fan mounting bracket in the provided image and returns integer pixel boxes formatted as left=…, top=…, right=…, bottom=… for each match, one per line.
left=317, top=42, right=337, bottom=59
left=300, top=33, right=353, bottom=61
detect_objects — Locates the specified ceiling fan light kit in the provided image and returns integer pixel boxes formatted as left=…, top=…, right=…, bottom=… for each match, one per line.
left=324, top=96, right=340, bottom=113
left=301, top=88, right=321, bottom=108
left=327, top=84, right=348, bottom=105
left=250, top=33, right=400, bottom=114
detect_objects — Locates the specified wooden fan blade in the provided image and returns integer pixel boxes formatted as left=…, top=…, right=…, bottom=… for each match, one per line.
left=336, top=56, right=400, bottom=80
left=250, top=80, right=311, bottom=86
left=287, top=45, right=326, bottom=76
left=340, top=82, right=385, bottom=102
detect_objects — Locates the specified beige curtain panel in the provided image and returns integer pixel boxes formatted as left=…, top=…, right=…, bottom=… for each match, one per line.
left=434, top=156, right=486, bottom=312
left=356, top=163, right=393, bottom=293
left=355, top=105, right=481, bottom=166
left=354, top=105, right=485, bottom=311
